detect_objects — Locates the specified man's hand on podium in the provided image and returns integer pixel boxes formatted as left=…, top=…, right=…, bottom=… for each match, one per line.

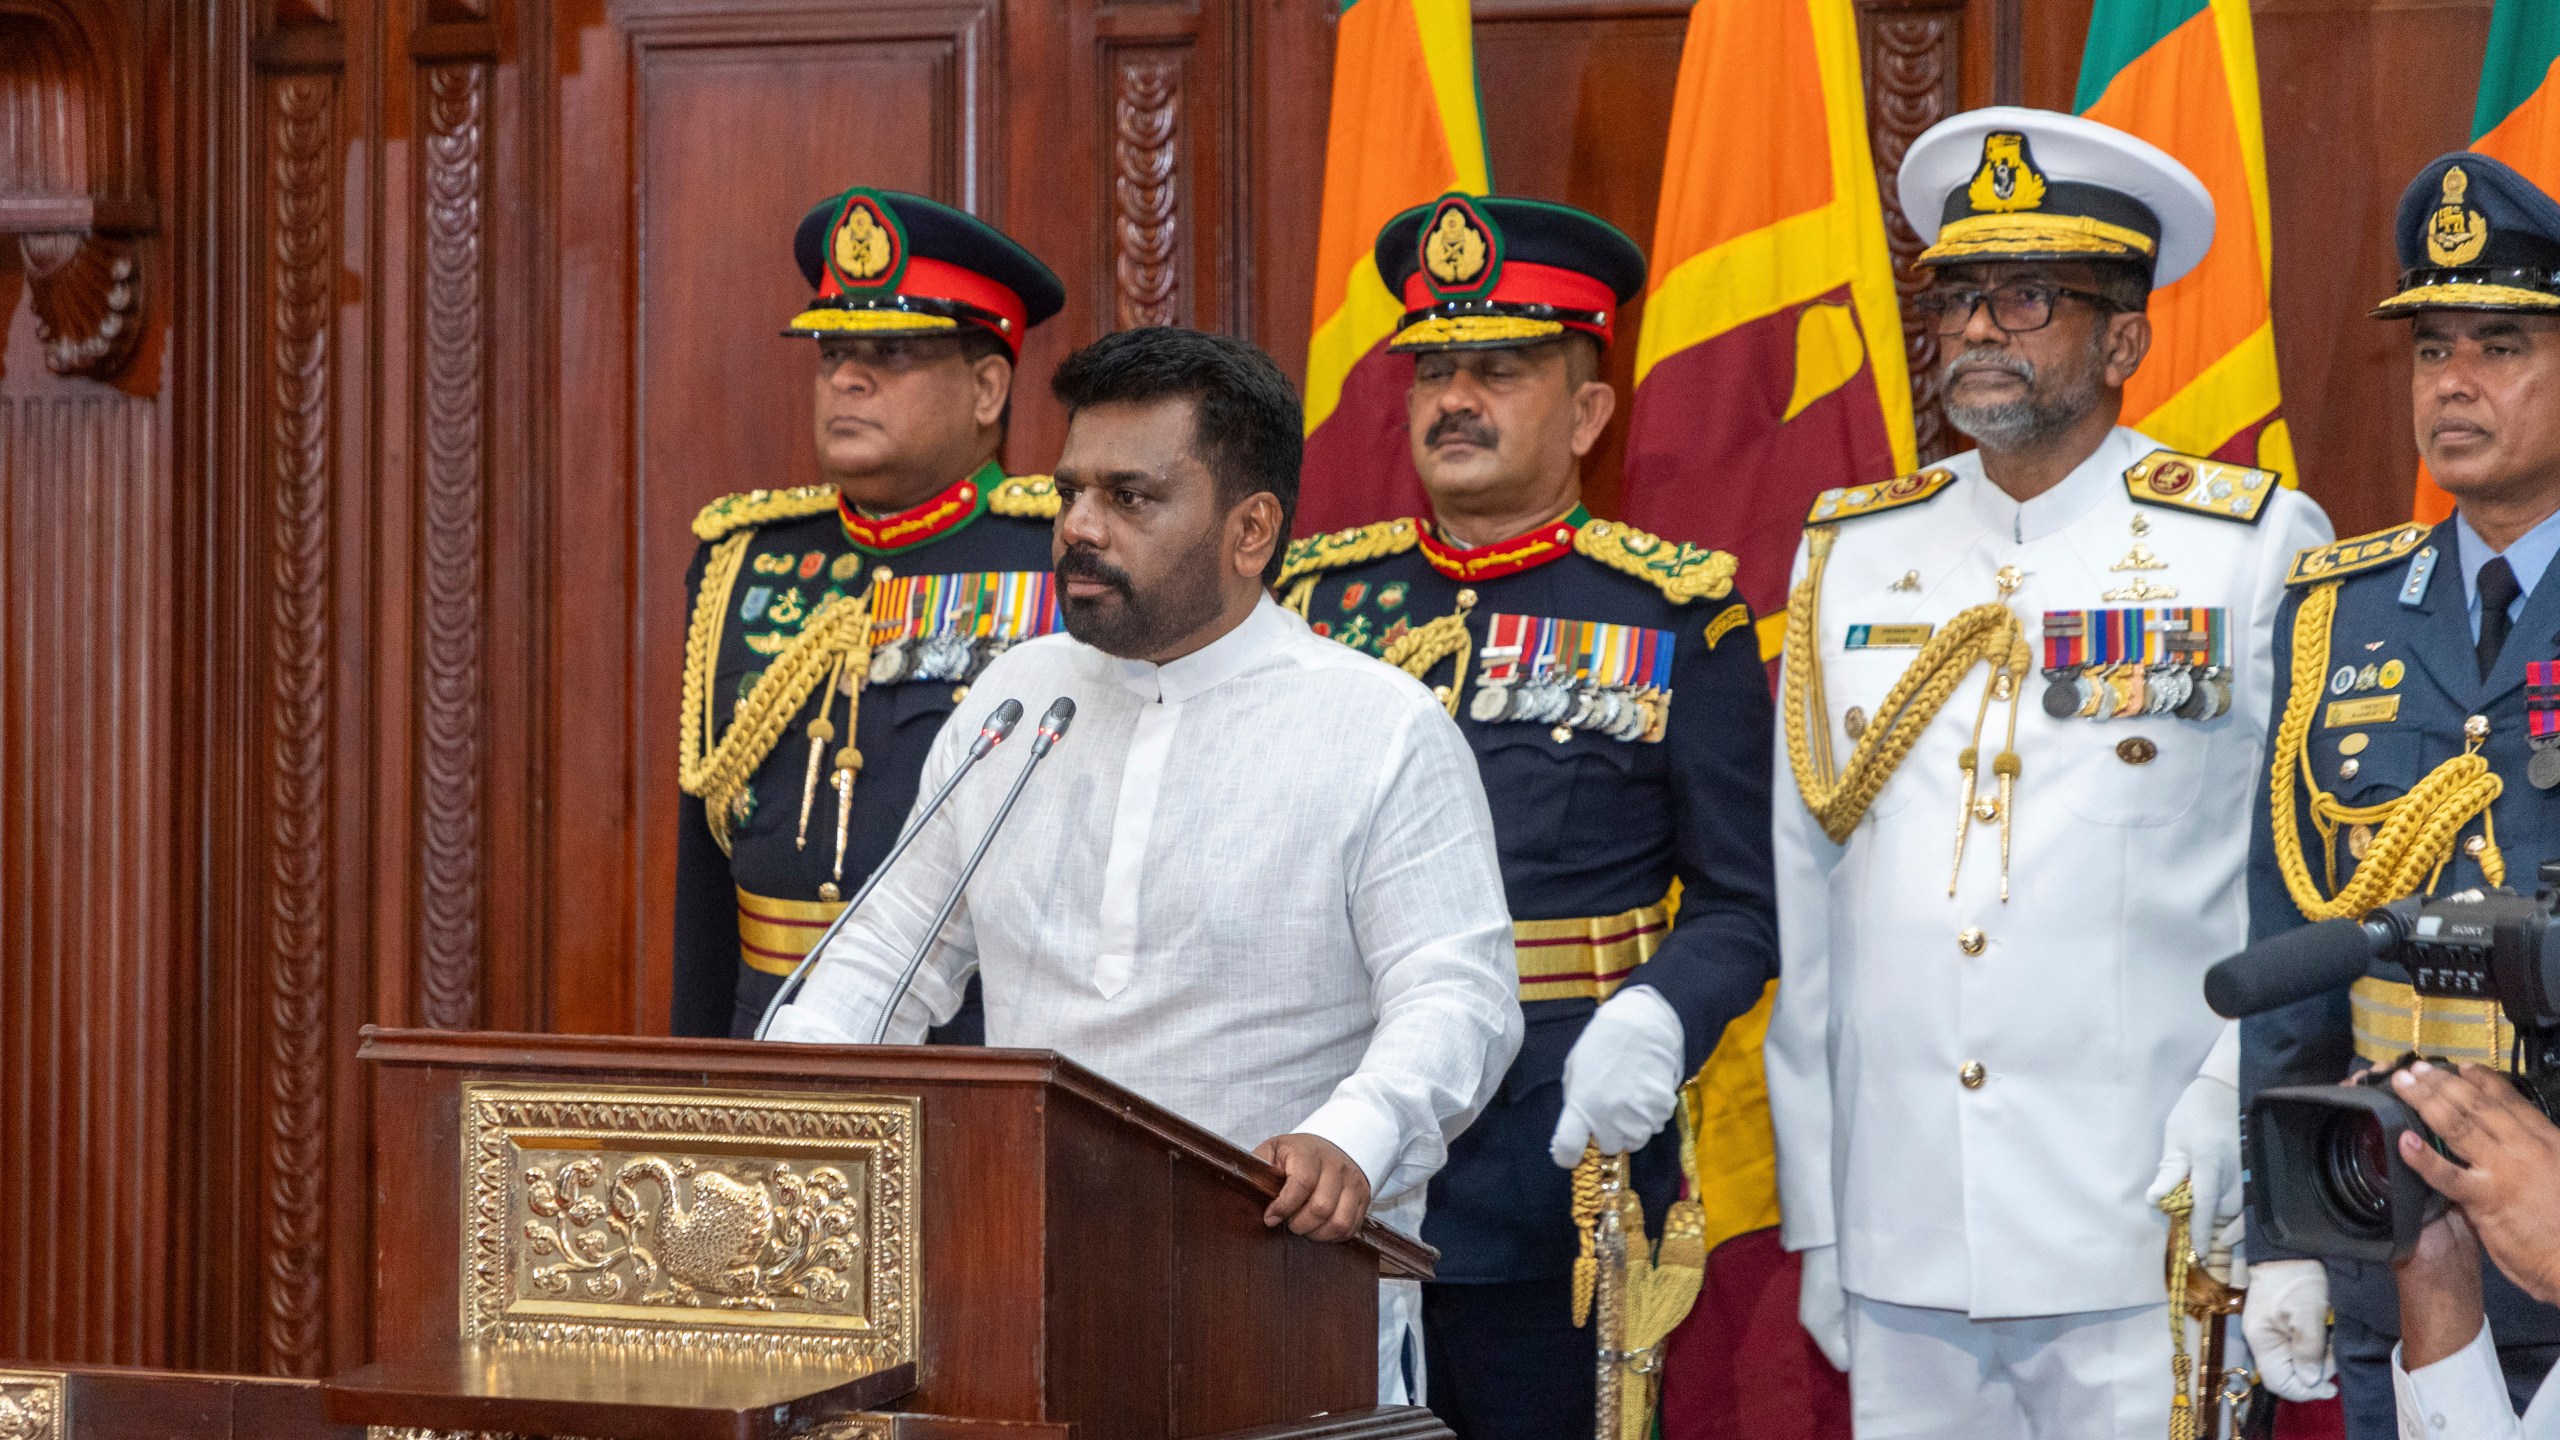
left=1254, top=1132, right=1373, bottom=1242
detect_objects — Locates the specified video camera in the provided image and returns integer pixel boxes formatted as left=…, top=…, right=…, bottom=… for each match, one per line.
left=2203, top=863, right=2560, bottom=1262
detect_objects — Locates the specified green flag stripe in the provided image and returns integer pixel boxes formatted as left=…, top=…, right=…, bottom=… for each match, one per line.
left=2475, top=0, right=2560, bottom=140
left=2074, top=0, right=2211, bottom=113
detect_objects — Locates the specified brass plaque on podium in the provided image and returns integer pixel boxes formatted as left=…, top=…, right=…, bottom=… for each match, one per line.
left=460, top=1084, right=919, bottom=1369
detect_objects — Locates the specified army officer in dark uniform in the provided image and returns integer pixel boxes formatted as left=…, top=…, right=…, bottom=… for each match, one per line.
left=2241, top=154, right=2560, bottom=1438
left=674, top=188, right=1066, bottom=1040
left=1281, top=193, right=1778, bottom=1438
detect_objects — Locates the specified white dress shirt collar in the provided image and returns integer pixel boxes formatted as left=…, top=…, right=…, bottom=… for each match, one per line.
left=1962, top=426, right=2140, bottom=544
left=1111, top=593, right=1295, bottom=703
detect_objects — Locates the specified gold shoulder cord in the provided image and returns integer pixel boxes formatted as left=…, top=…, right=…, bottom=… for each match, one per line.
left=1781, top=526, right=2033, bottom=894
left=2267, top=580, right=2503, bottom=920
left=678, top=579, right=874, bottom=855
left=1381, top=591, right=1476, bottom=717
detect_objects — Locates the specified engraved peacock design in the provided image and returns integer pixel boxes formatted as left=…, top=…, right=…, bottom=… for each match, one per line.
left=519, top=1153, right=864, bottom=1310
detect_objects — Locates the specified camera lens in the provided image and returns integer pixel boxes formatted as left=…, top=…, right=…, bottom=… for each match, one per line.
left=2319, top=1110, right=2395, bottom=1231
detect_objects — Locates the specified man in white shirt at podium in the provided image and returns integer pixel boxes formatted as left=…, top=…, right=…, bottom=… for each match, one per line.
left=765, top=325, right=1526, bottom=1405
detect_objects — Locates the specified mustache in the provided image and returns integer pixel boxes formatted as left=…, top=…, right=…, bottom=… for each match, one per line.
left=1055, top=544, right=1133, bottom=595
left=1941, top=347, right=2036, bottom=386
left=1426, top=412, right=1500, bottom=449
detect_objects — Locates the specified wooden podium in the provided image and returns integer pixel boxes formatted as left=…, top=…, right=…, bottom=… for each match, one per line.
left=323, top=1028, right=1450, bottom=1440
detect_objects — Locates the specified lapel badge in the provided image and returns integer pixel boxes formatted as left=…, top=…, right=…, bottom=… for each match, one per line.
left=2400, top=546, right=2438, bottom=607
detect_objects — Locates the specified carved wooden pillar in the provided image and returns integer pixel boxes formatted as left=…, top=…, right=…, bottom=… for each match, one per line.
left=253, top=15, right=342, bottom=1379
left=1858, top=0, right=1967, bottom=462
left=1092, top=1, right=1237, bottom=335
left=412, top=8, right=495, bottom=1033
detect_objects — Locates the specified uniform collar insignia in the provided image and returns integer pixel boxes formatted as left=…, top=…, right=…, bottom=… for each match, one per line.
left=837, top=460, right=998, bottom=555
left=1417, top=506, right=1589, bottom=582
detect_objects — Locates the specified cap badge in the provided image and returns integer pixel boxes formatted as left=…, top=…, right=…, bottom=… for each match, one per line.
left=1419, top=195, right=1502, bottom=300
left=2427, top=165, right=2491, bottom=267
left=1967, top=132, right=2048, bottom=215
left=826, top=191, right=907, bottom=291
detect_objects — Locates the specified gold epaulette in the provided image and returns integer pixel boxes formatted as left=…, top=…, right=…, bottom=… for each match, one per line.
left=989, top=474, right=1061, bottom=518
left=2287, top=523, right=2432, bottom=586
left=1278, top=518, right=1421, bottom=586
left=691, top=485, right=838, bottom=542
left=2124, top=449, right=2278, bottom=524
left=1806, top=467, right=1956, bottom=525
left=1574, top=520, right=1736, bottom=605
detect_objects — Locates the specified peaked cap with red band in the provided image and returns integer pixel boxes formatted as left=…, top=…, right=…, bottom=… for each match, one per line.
left=786, top=187, right=1065, bottom=358
left=1373, top=193, right=1646, bottom=353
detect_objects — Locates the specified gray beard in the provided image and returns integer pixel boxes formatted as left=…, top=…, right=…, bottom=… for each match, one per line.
left=1941, top=341, right=2105, bottom=450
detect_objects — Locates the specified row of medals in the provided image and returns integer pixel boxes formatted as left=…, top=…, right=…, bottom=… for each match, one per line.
left=868, top=630, right=1013, bottom=688
left=2039, top=662, right=2234, bottom=722
left=1469, top=666, right=1663, bottom=742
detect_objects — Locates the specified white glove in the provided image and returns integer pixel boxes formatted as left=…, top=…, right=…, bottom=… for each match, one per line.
left=1797, top=1243, right=1850, bottom=1371
left=2148, top=1071, right=2245, bottom=1249
left=2242, top=1258, right=2337, bottom=1401
left=1548, top=986, right=1687, bottom=1167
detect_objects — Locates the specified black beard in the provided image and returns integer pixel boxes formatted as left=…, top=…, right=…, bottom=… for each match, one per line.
left=1057, top=535, right=1228, bottom=659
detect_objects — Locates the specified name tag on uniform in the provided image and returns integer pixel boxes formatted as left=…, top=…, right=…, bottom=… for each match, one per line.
left=2325, top=696, right=2401, bottom=728
left=1844, top=623, right=1933, bottom=649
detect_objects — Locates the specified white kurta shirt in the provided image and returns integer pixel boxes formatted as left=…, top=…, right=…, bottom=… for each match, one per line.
left=1765, top=426, right=2332, bottom=1318
left=768, top=592, right=1523, bottom=1240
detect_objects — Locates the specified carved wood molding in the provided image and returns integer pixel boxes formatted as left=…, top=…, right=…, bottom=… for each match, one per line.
left=18, top=232, right=140, bottom=377
left=417, top=61, right=487, bottom=1032
left=1111, top=51, right=1180, bottom=329
left=262, top=70, right=336, bottom=1380
left=1860, top=3, right=1962, bottom=461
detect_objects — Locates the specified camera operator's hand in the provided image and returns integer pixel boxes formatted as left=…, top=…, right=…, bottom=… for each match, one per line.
left=2392, top=1200, right=2486, bottom=1370
left=2391, top=1060, right=2560, bottom=1304
left=2242, top=1258, right=2338, bottom=1400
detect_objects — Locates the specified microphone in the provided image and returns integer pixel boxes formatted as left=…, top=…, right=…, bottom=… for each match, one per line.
left=867, top=697, right=1077, bottom=1043
left=750, top=699, right=1025, bottom=1040
left=2203, top=913, right=2400, bottom=1019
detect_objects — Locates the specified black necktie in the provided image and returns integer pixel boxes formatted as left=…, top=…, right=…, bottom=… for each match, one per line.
left=2479, top=554, right=2522, bottom=681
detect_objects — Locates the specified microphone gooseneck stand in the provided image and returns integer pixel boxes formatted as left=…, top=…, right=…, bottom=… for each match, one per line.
left=867, top=697, right=1077, bottom=1044
left=749, top=698, right=1024, bottom=1041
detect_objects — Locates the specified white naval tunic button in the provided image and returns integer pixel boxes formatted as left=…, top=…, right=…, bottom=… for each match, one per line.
left=1957, top=928, right=1985, bottom=956
left=1959, top=1061, right=1987, bottom=1089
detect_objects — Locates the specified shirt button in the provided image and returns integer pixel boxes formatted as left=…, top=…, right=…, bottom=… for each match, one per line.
left=1959, top=1061, right=1987, bottom=1089
left=1958, top=927, right=1986, bottom=956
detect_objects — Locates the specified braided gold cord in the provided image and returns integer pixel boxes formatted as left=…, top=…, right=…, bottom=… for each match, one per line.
left=1571, top=1141, right=1603, bottom=1327
left=2162, top=1177, right=2199, bottom=1440
left=2268, top=581, right=2505, bottom=921
left=686, top=594, right=873, bottom=853
left=1382, top=599, right=1475, bottom=715
left=1280, top=576, right=1317, bottom=618
left=677, top=532, right=752, bottom=795
left=1782, top=544, right=2028, bottom=844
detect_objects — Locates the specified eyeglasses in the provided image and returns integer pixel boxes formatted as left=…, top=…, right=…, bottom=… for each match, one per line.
left=1912, top=283, right=2121, bottom=337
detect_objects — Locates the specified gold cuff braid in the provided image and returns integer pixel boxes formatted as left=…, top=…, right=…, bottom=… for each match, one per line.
left=2267, top=580, right=2503, bottom=920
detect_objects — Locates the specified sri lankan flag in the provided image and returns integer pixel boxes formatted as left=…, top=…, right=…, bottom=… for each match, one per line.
left=1296, top=0, right=1489, bottom=535
left=2076, top=0, right=2294, bottom=481
left=2413, top=0, right=2560, bottom=522
left=1617, top=0, right=1913, bottom=651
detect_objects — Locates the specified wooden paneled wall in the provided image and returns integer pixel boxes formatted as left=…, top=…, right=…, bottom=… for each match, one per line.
left=0, top=0, right=2504, bottom=1380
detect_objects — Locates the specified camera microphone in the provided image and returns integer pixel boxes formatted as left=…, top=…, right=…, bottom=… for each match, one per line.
left=2202, top=914, right=2400, bottom=1019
